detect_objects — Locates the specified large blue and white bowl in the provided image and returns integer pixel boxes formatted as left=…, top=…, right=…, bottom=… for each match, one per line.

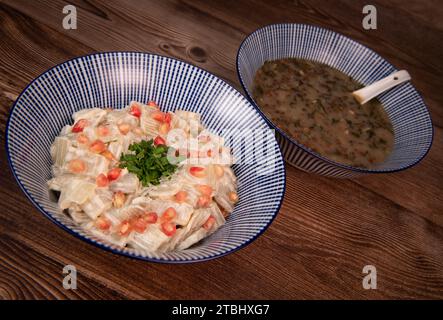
left=6, top=52, right=286, bottom=263
left=237, top=24, right=433, bottom=178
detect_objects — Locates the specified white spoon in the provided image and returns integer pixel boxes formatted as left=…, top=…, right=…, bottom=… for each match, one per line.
left=352, top=70, right=411, bottom=105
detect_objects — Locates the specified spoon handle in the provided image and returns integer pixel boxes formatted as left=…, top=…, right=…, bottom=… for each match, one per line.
left=352, top=70, right=411, bottom=105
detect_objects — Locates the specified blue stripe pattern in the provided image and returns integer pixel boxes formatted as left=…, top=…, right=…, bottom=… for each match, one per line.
left=6, top=52, right=286, bottom=263
left=237, top=24, right=433, bottom=177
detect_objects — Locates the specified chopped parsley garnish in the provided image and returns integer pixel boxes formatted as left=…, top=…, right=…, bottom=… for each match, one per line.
left=119, top=139, right=177, bottom=186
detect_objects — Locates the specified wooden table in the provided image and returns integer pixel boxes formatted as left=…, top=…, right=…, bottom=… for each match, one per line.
left=0, top=0, right=442, bottom=300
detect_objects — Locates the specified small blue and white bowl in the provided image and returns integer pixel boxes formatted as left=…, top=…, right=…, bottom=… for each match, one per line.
left=6, top=52, right=286, bottom=263
left=237, top=24, right=433, bottom=178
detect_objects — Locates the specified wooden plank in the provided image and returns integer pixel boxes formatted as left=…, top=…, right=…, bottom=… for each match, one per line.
left=0, top=0, right=441, bottom=299
left=1, top=0, right=243, bottom=85
left=182, top=0, right=443, bottom=127
left=2, top=0, right=441, bottom=228
left=1, top=146, right=442, bottom=299
left=356, top=128, right=443, bottom=227
left=0, top=233, right=130, bottom=299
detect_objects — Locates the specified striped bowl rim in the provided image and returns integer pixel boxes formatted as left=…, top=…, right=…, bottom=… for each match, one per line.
left=236, top=23, right=434, bottom=174
left=5, top=51, right=287, bottom=263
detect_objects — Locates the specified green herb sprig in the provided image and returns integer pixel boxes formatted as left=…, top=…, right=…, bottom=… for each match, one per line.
left=119, top=139, right=177, bottom=186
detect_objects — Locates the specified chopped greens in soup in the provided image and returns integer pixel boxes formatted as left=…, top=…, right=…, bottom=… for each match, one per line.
left=253, top=58, right=394, bottom=168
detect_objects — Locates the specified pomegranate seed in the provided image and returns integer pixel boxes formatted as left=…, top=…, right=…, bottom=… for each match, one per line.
left=190, top=166, right=206, bottom=178
left=96, top=173, right=109, bottom=187
left=214, top=164, right=224, bottom=178
left=174, top=191, right=188, bottom=203
left=196, top=184, right=213, bottom=196
left=203, top=215, right=216, bottom=230
left=197, top=195, right=211, bottom=208
left=72, top=119, right=88, bottom=133
left=89, top=140, right=106, bottom=153
left=68, top=159, right=86, bottom=173
left=158, top=122, right=170, bottom=135
left=101, top=150, right=115, bottom=161
left=96, top=216, right=111, bottom=231
left=129, top=104, right=142, bottom=118
left=107, top=168, right=122, bottom=181
left=161, top=222, right=176, bottom=237
left=133, top=127, right=144, bottom=136
left=130, top=216, right=148, bottom=233
left=143, top=212, right=158, bottom=224
left=161, top=207, right=177, bottom=222
left=118, top=123, right=132, bottom=135
left=154, top=135, right=166, bottom=146
left=147, top=101, right=158, bottom=107
left=97, top=125, right=110, bottom=137
left=119, top=220, right=131, bottom=236
left=76, top=133, right=89, bottom=145
left=228, top=192, right=239, bottom=203
left=164, top=113, right=172, bottom=124
left=151, top=111, right=165, bottom=122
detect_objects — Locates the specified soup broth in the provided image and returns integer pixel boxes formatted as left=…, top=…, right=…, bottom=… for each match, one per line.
left=253, top=58, right=394, bottom=168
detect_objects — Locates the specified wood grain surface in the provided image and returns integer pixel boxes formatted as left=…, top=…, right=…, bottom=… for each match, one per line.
left=0, top=0, right=442, bottom=300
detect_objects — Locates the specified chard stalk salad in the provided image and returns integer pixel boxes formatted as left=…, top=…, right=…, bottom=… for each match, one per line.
left=48, top=101, right=238, bottom=252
